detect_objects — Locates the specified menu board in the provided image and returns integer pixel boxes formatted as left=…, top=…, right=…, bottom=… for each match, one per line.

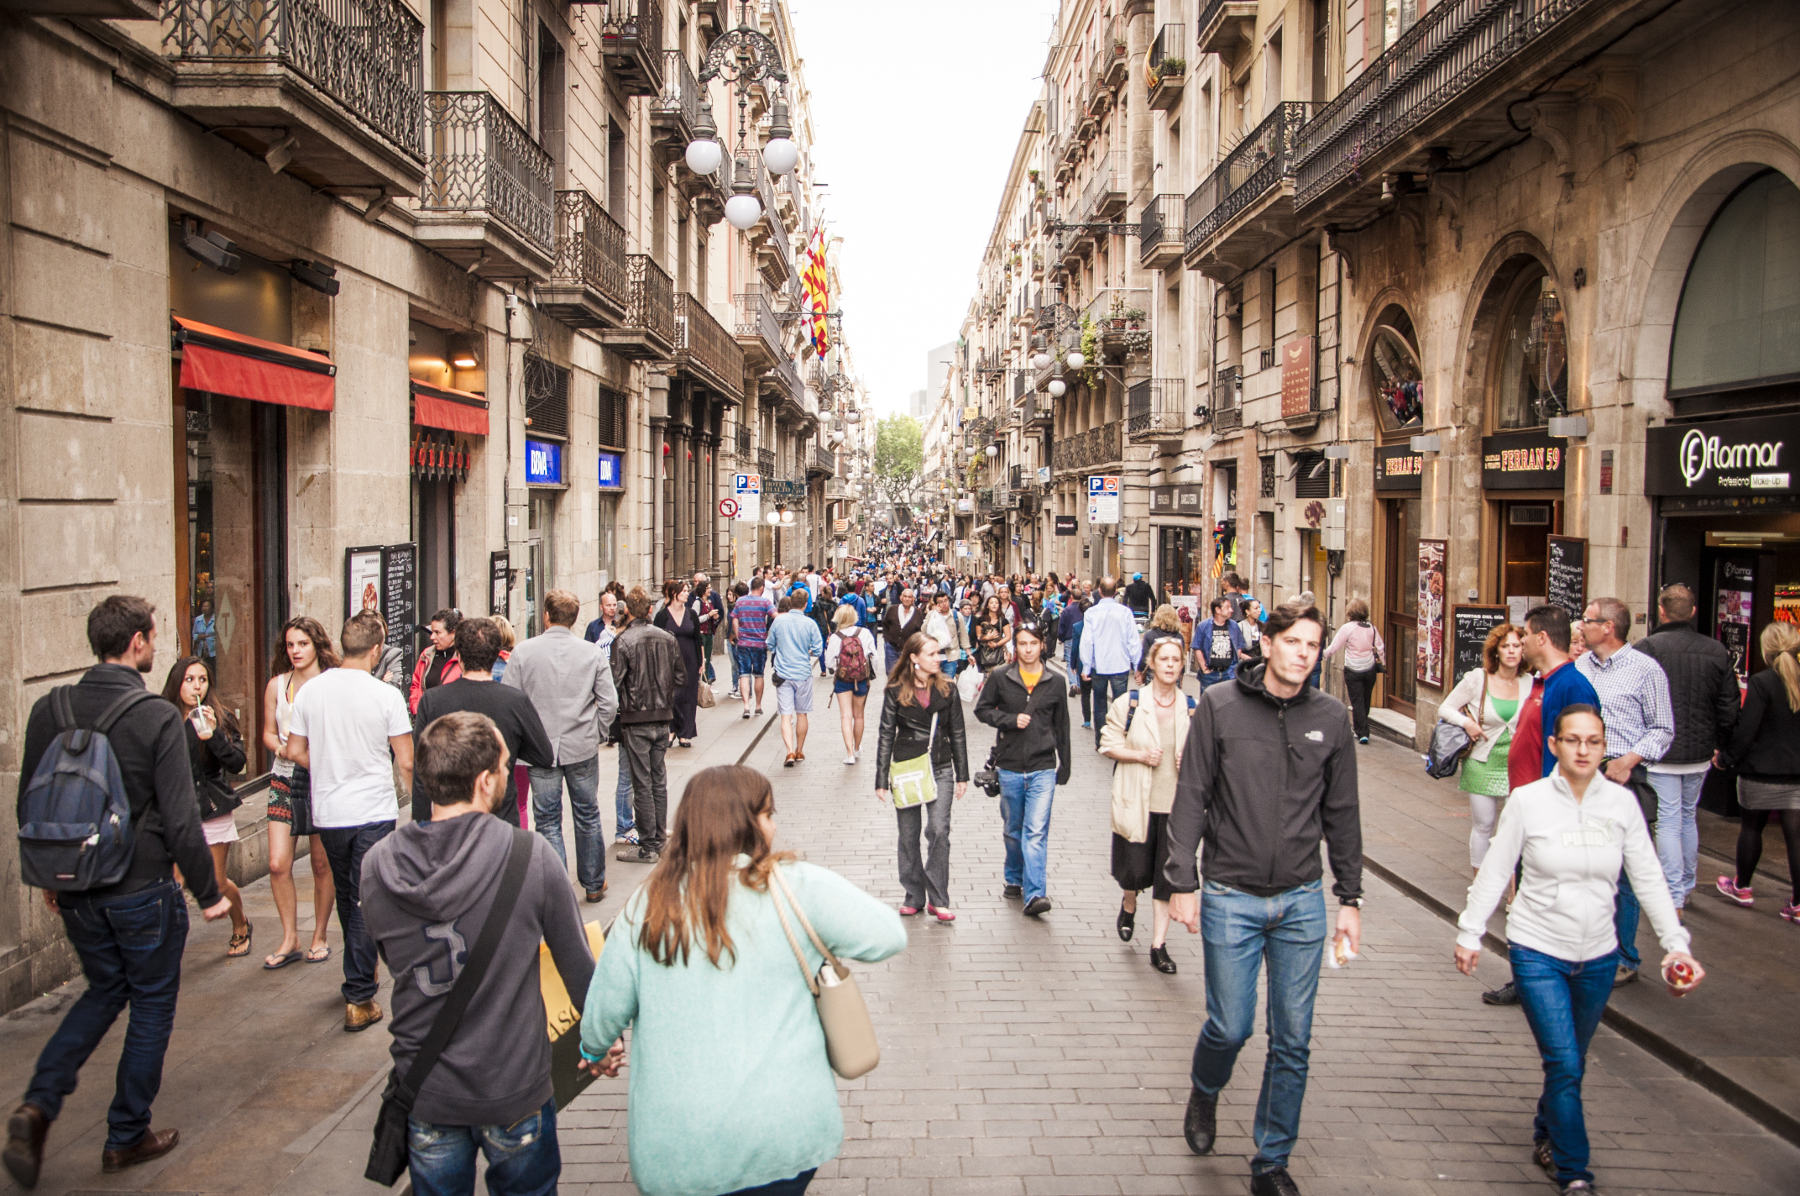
left=345, top=546, right=383, bottom=621
left=382, top=543, right=419, bottom=677
left=1452, top=605, right=1510, bottom=687
left=1546, top=535, right=1587, bottom=619
left=1417, top=539, right=1448, bottom=688
left=490, top=550, right=510, bottom=617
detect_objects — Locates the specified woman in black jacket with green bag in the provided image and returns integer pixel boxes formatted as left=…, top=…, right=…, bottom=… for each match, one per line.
left=874, top=632, right=970, bottom=922
left=162, top=656, right=252, bottom=956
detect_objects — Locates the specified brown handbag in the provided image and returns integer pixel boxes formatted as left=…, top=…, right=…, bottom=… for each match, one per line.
left=768, top=865, right=880, bottom=1079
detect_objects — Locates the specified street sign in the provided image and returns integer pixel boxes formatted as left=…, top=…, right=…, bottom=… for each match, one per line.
left=719, top=497, right=739, bottom=518
left=732, top=473, right=761, bottom=522
left=1087, top=474, right=1121, bottom=523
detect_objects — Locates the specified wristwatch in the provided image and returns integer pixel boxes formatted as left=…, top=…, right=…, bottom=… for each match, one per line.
left=1340, top=897, right=1364, bottom=909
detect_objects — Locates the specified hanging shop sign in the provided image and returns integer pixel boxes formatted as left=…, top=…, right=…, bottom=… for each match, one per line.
left=1452, top=605, right=1509, bottom=685
left=1481, top=430, right=1565, bottom=490
left=1054, top=515, right=1079, bottom=536
left=1280, top=336, right=1315, bottom=419
left=412, top=428, right=472, bottom=483
left=598, top=450, right=624, bottom=490
left=1546, top=535, right=1587, bottom=618
left=1374, top=445, right=1424, bottom=491
left=525, top=438, right=563, bottom=486
left=1149, top=485, right=1205, bottom=515
left=1417, top=538, right=1448, bottom=688
left=489, top=551, right=510, bottom=617
left=1644, top=413, right=1800, bottom=496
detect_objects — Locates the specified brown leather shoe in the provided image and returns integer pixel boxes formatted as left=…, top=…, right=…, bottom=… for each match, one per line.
left=101, top=1127, right=179, bottom=1173
left=344, top=999, right=383, bottom=1032
left=585, top=883, right=608, bottom=903
left=3, top=1102, right=48, bottom=1188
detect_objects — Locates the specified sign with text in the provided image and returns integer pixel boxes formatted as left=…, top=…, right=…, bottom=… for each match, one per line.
left=1374, top=445, right=1424, bottom=491
left=597, top=450, right=623, bottom=490
left=382, top=543, right=419, bottom=678
left=1149, top=485, right=1205, bottom=514
left=1087, top=474, right=1121, bottom=524
left=1546, top=535, right=1587, bottom=619
left=489, top=550, right=510, bottom=617
left=1054, top=515, right=1079, bottom=536
left=1417, top=538, right=1447, bottom=689
left=732, top=472, right=761, bottom=522
left=1481, top=430, right=1565, bottom=491
left=525, top=437, right=563, bottom=486
left=1645, top=413, right=1800, bottom=496
left=1280, top=336, right=1315, bottom=419
left=1451, top=605, right=1509, bottom=689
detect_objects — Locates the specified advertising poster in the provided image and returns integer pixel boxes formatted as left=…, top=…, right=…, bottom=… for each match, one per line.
left=1417, top=539, right=1448, bottom=688
left=1716, top=559, right=1756, bottom=680
left=345, top=546, right=383, bottom=622
left=489, top=551, right=510, bottom=617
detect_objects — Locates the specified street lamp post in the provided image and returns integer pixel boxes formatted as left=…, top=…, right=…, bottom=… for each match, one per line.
left=684, top=1, right=797, bottom=232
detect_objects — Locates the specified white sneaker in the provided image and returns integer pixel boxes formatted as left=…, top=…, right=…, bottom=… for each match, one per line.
left=844, top=754, right=857, bottom=765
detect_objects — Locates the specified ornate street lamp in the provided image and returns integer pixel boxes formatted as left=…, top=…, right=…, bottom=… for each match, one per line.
left=685, top=1, right=796, bottom=233
left=1047, top=378, right=1066, bottom=397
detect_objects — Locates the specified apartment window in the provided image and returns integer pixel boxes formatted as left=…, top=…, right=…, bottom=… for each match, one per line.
left=1263, top=30, right=1282, bottom=117
left=1260, top=455, right=1276, bottom=497
left=697, top=227, right=709, bottom=299
left=607, top=118, right=627, bottom=216
left=598, top=386, right=628, bottom=450
left=1261, top=267, right=1278, bottom=357
left=537, top=22, right=566, bottom=187
left=523, top=354, right=570, bottom=441
left=1167, top=119, right=1181, bottom=184
left=1367, top=0, right=1420, bottom=60
left=652, top=182, right=668, bottom=268
left=429, top=0, right=447, bottom=89
left=677, top=211, right=691, bottom=292
left=1311, top=0, right=1331, bottom=103
left=1293, top=451, right=1330, bottom=498
left=1493, top=268, right=1566, bottom=430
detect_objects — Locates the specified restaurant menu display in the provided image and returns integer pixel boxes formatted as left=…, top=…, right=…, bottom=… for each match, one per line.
left=1546, top=535, right=1587, bottom=618
left=1417, top=539, right=1448, bottom=688
left=1452, top=605, right=1510, bottom=687
left=342, top=542, right=419, bottom=676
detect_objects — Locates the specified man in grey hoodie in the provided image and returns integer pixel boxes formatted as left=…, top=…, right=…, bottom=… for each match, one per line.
left=361, top=711, right=597, bottom=1196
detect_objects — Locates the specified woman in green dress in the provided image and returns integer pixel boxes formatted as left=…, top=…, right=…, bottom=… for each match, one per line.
left=1440, top=623, right=1532, bottom=870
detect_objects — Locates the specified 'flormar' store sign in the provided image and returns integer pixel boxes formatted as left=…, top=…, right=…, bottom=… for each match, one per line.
left=1482, top=430, right=1566, bottom=490
left=1645, top=413, right=1800, bottom=496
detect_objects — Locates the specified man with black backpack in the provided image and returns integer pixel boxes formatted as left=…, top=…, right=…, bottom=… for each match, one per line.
left=6, top=596, right=232, bottom=1188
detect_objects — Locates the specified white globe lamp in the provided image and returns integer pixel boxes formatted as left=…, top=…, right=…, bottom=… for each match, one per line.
left=985, top=445, right=998, bottom=458
left=1066, top=350, right=1085, bottom=370
left=767, top=509, right=781, bottom=525
left=763, top=137, right=799, bottom=176
left=1047, top=378, right=1067, bottom=397
left=725, top=193, right=763, bottom=230
left=1032, top=349, right=1052, bottom=370
left=684, top=138, right=722, bottom=176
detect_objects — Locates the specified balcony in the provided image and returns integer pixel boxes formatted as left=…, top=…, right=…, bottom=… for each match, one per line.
left=806, top=444, right=836, bottom=480
left=537, top=190, right=628, bottom=328
left=599, top=0, right=663, bottom=98
left=756, top=447, right=777, bottom=476
left=764, top=354, right=809, bottom=424
left=1099, top=18, right=1128, bottom=87
left=418, top=91, right=554, bottom=277
left=600, top=254, right=676, bottom=360
left=1139, top=194, right=1185, bottom=269
left=1127, top=378, right=1187, bottom=444
left=674, top=293, right=745, bottom=403
left=1081, top=150, right=1127, bottom=220
left=1183, top=101, right=1313, bottom=281
left=160, top=0, right=425, bottom=195
left=734, top=286, right=783, bottom=371
left=1294, top=0, right=1607, bottom=218
left=1147, top=24, right=1187, bottom=111
left=1213, top=366, right=1244, bottom=432
left=1022, top=394, right=1054, bottom=428
left=1084, top=288, right=1150, bottom=359
left=825, top=479, right=852, bottom=502
left=1052, top=420, right=1124, bottom=475
left=1197, top=0, right=1257, bottom=56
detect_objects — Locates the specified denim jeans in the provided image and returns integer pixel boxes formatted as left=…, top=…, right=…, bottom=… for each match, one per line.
left=1648, top=769, right=1707, bottom=907
left=884, top=643, right=899, bottom=675
left=1510, top=944, right=1617, bottom=1187
left=723, top=1168, right=816, bottom=1196
left=24, top=879, right=187, bottom=1150
left=407, top=1099, right=560, bottom=1196
left=1191, top=879, right=1327, bottom=1175
left=1613, top=867, right=1640, bottom=970
left=621, top=722, right=670, bottom=851
left=1089, top=671, right=1130, bottom=748
left=998, top=769, right=1056, bottom=902
left=896, top=767, right=954, bottom=908
left=529, top=755, right=605, bottom=892
left=614, top=751, right=635, bottom=838
left=1197, top=668, right=1231, bottom=692
left=320, top=821, right=395, bottom=1004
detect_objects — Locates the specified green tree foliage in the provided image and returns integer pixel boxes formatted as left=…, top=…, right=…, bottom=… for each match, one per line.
left=871, top=414, right=923, bottom=509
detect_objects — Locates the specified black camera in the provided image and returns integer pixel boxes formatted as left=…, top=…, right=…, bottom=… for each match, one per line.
left=973, top=748, right=1002, bottom=798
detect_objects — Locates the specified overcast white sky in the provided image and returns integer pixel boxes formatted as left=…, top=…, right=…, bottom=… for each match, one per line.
left=792, top=0, right=1060, bottom=415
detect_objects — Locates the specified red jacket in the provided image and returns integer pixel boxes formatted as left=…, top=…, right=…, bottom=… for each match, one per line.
left=408, top=648, right=463, bottom=714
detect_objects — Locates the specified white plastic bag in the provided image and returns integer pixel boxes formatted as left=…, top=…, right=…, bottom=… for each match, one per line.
left=956, top=668, right=980, bottom=704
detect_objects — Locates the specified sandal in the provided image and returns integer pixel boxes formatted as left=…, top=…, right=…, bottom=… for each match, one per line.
left=305, top=945, right=332, bottom=963
left=264, top=950, right=304, bottom=970
left=226, top=923, right=253, bottom=958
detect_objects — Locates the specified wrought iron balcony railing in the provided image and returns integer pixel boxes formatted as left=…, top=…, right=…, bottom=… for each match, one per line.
left=1081, top=149, right=1127, bottom=219
left=675, top=292, right=745, bottom=401
left=161, top=0, right=424, bottom=160
left=807, top=444, right=836, bottom=478
left=769, top=353, right=804, bottom=408
left=609, top=253, right=676, bottom=356
left=1150, top=23, right=1186, bottom=74
left=1184, top=102, right=1313, bottom=254
left=1213, top=365, right=1243, bottom=431
left=1128, top=378, right=1188, bottom=438
left=599, top=0, right=664, bottom=97
left=655, top=48, right=701, bottom=133
left=421, top=91, right=554, bottom=255
left=543, top=190, right=628, bottom=324
left=1140, top=194, right=1184, bottom=255
left=736, top=426, right=752, bottom=455
left=756, top=447, right=776, bottom=475
left=735, top=286, right=783, bottom=364
left=1294, top=0, right=1600, bottom=209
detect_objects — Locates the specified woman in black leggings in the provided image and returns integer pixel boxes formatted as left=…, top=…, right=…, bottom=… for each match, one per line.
left=1715, top=621, right=1800, bottom=923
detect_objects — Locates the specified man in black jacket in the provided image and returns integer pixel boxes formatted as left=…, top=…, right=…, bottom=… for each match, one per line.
left=974, top=625, right=1071, bottom=916
left=880, top=587, right=927, bottom=676
left=5, top=597, right=232, bottom=1188
left=1633, top=583, right=1739, bottom=911
left=1164, top=604, right=1362, bottom=1196
left=610, top=587, right=684, bottom=863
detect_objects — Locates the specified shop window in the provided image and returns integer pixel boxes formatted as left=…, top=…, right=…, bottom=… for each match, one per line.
left=524, top=354, right=569, bottom=440
left=1493, top=268, right=1567, bottom=429
left=1367, top=304, right=1422, bottom=436
left=1669, top=170, right=1800, bottom=397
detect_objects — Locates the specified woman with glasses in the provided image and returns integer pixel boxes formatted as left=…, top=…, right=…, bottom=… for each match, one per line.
left=1453, top=704, right=1703, bottom=1195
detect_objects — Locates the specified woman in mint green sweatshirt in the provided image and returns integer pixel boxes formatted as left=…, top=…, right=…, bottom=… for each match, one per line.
left=580, top=765, right=906, bottom=1196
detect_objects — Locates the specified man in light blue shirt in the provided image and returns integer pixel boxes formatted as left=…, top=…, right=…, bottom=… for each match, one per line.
left=767, top=596, right=825, bottom=767
left=1079, top=576, right=1142, bottom=750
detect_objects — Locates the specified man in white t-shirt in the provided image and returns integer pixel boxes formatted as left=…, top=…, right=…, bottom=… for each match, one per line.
left=286, top=610, right=414, bottom=1033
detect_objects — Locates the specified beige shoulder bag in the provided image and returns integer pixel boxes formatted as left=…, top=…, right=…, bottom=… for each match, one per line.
left=768, top=865, right=881, bottom=1079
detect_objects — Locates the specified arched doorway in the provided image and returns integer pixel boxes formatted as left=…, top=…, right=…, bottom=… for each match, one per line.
left=1367, top=303, right=1423, bottom=714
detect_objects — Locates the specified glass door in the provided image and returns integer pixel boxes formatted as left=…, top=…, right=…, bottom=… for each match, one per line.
left=1383, top=497, right=1420, bottom=714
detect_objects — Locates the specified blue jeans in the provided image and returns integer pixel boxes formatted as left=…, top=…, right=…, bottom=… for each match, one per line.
left=1510, top=944, right=1616, bottom=1187
left=319, top=821, right=394, bottom=1004
left=24, top=879, right=187, bottom=1150
left=1649, top=770, right=1706, bottom=907
left=1198, top=668, right=1232, bottom=691
left=408, top=1099, right=560, bottom=1196
left=529, top=756, right=605, bottom=892
left=1191, top=879, right=1327, bottom=1175
left=942, top=659, right=960, bottom=679
left=1614, top=868, right=1640, bottom=970
left=1089, top=671, right=1130, bottom=748
left=614, top=751, right=635, bottom=838
left=998, top=769, right=1056, bottom=902
left=884, top=643, right=899, bottom=675
left=723, top=1168, right=816, bottom=1196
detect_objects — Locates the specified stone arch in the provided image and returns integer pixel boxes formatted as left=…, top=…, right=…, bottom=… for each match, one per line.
left=1453, top=231, right=1567, bottom=436
left=1618, top=130, right=1800, bottom=415
left=1351, top=284, right=1425, bottom=441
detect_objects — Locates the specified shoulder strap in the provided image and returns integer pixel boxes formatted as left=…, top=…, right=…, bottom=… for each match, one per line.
left=1123, top=690, right=1140, bottom=735
left=94, top=688, right=158, bottom=736
left=768, top=865, right=837, bottom=998
left=50, top=686, right=75, bottom=734
left=398, top=827, right=534, bottom=1099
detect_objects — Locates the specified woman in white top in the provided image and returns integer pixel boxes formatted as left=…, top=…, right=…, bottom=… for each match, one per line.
left=1454, top=705, right=1703, bottom=1195
left=1100, top=638, right=1193, bottom=974
left=1440, top=623, right=1533, bottom=870
left=260, top=617, right=339, bottom=969
left=823, top=604, right=880, bottom=765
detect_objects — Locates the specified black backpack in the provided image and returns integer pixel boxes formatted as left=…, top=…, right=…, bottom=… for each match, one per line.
left=18, top=686, right=157, bottom=891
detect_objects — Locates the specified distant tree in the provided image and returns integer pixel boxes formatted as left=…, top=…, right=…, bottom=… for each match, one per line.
left=871, top=414, right=923, bottom=509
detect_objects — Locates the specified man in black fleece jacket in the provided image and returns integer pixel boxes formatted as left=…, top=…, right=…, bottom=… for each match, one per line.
left=361, top=711, right=596, bottom=1196
left=1163, top=604, right=1362, bottom=1196
left=974, top=625, right=1071, bottom=916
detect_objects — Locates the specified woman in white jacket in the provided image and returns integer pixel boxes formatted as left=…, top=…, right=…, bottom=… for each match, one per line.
left=823, top=605, right=880, bottom=765
left=1454, top=704, right=1703, bottom=1196
left=1440, top=623, right=1533, bottom=870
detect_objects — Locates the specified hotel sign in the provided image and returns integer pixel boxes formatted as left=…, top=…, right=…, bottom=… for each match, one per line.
left=1481, top=430, right=1565, bottom=491
left=1645, top=413, right=1799, bottom=496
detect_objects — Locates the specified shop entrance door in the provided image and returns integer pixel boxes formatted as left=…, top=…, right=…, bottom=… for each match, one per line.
left=1382, top=497, right=1420, bottom=714
left=1158, top=526, right=1205, bottom=601
left=524, top=493, right=556, bottom=638
left=413, top=479, right=455, bottom=620
left=1495, top=499, right=1562, bottom=615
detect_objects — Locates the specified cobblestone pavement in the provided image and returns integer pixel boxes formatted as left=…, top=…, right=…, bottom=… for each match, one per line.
left=561, top=676, right=1799, bottom=1196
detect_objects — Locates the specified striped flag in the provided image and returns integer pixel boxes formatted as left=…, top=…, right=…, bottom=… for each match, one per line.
left=801, top=223, right=831, bottom=357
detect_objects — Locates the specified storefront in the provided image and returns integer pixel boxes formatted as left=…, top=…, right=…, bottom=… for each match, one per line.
left=1151, top=484, right=1206, bottom=601
left=598, top=447, right=624, bottom=587
left=523, top=436, right=565, bottom=636
left=1481, top=429, right=1567, bottom=620
left=1373, top=444, right=1423, bottom=713
left=409, top=380, right=486, bottom=620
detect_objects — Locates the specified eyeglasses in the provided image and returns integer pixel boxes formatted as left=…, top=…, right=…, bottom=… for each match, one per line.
left=1555, top=735, right=1606, bottom=749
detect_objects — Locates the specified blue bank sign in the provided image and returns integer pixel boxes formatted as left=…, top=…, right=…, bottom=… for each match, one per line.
left=525, top=438, right=563, bottom=486
left=598, top=450, right=624, bottom=490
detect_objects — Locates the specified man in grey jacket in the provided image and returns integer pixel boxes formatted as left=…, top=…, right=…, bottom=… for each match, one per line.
left=1164, top=603, right=1363, bottom=1196
left=361, top=711, right=600, bottom=1196
left=502, top=588, right=618, bottom=901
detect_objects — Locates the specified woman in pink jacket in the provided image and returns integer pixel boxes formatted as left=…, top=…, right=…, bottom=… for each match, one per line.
left=1321, top=598, right=1385, bottom=744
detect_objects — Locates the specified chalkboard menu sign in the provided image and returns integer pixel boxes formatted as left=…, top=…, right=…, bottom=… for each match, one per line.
left=1452, top=605, right=1510, bottom=687
left=490, top=550, right=511, bottom=617
left=1546, top=535, right=1587, bottom=619
left=382, top=543, right=419, bottom=677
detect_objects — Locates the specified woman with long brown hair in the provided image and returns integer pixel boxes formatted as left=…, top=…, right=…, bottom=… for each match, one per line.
left=873, top=632, right=970, bottom=921
left=1716, top=620, right=1800, bottom=921
left=972, top=593, right=1012, bottom=674
left=162, top=656, right=252, bottom=956
left=261, top=616, right=340, bottom=969
left=579, top=766, right=905, bottom=1196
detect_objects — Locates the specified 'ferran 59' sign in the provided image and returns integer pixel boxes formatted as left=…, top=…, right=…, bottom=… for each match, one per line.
left=1646, top=414, right=1800, bottom=496
left=1481, top=430, right=1566, bottom=491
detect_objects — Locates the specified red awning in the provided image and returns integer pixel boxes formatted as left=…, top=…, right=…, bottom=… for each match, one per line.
left=410, top=380, right=490, bottom=435
left=172, top=317, right=335, bottom=411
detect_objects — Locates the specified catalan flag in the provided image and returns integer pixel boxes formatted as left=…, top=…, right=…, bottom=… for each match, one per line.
left=801, top=223, right=831, bottom=357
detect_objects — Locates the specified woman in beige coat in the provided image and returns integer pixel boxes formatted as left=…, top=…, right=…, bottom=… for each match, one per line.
left=1102, top=637, right=1194, bottom=973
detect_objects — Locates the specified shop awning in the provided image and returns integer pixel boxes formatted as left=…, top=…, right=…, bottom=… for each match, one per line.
left=172, top=317, right=335, bottom=411
left=410, top=380, right=490, bottom=435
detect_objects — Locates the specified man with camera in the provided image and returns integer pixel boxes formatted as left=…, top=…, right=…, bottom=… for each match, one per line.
left=973, top=624, right=1072, bottom=917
